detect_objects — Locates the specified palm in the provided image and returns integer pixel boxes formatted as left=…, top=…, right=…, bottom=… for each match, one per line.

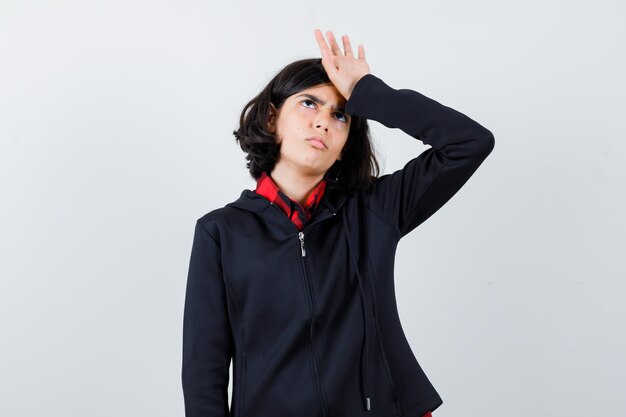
left=314, top=29, right=371, bottom=101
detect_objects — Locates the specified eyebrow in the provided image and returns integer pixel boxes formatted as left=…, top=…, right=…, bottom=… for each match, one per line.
left=296, top=93, right=347, bottom=114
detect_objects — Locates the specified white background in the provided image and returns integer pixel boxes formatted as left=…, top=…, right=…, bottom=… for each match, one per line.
left=1, top=1, right=624, bottom=416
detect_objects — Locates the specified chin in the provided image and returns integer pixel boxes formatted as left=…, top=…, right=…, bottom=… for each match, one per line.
left=298, top=164, right=329, bottom=177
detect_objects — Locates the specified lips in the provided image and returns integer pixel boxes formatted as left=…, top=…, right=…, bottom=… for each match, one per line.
left=306, top=136, right=327, bottom=149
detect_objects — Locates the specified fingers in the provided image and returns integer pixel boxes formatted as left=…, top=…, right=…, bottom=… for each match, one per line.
left=315, top=28, right=366, bottom=63
left=342, top=35, right=354, bottom=57
left=325, top=30, right=343, bottom=56
left=314, top=28, right=333, bottom=61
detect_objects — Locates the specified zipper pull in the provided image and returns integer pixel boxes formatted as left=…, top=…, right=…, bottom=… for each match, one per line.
left=365, top=396, right=371, bottom=411
left=298, top=231, right=306, bottom=257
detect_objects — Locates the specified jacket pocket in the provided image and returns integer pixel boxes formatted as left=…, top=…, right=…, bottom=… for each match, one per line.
left=235, top=352, right=248, bottom=417
left=241, top=352, right=248, bottom=417
left=374, top=321, right=402, bottom=416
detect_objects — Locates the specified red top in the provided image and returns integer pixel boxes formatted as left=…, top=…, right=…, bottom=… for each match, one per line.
left=254, top=170, right=433, bottom=417
left=254, top=171, right=327, bottom=231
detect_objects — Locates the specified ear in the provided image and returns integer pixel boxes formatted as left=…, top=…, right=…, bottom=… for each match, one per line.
left=267, top=103, right=277, bottom=133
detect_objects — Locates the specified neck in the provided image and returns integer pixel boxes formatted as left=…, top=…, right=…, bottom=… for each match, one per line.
left=270, top=162, right=325, bottom=206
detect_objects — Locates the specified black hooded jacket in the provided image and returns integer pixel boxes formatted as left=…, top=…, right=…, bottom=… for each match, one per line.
left=182, top=74, right=495, bottom=417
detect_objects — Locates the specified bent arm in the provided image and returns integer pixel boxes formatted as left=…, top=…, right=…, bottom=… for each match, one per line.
left=345, top=74, right=495, bottom=237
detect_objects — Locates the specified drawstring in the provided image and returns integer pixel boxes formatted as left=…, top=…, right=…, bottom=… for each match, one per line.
left=341, top=208, right=372, bottom=412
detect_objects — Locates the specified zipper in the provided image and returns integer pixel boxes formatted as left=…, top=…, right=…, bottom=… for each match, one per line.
left=265, top=202, right=335, bottom=417
left=298, top=231, right=306, bottom=256
left=298, top=230, right=329, bottom=417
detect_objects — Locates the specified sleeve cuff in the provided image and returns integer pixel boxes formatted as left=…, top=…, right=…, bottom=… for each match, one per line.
left=344, top=73, right=380, bottom=115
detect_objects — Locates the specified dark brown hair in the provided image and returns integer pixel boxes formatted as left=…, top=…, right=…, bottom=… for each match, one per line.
left=232, top=58, right=379, bottom=194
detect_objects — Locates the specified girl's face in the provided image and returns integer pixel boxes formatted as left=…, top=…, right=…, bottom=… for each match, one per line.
left=268, top=83, right=351, bottom=178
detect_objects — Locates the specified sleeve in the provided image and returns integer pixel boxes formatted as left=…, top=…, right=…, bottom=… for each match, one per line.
left=181, top=219, right=234, bottom=417
left=344, top=74, right=495, bottom=238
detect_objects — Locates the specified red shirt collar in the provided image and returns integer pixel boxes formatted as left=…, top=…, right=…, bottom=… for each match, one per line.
left=255, top=171, right=327, bottom=231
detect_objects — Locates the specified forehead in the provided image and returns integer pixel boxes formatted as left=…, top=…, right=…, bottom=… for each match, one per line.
left=290, top=83, right=346, bottom=106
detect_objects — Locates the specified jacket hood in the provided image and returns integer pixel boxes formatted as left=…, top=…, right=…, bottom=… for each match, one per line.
left=226, top=183, right=351, bottom=216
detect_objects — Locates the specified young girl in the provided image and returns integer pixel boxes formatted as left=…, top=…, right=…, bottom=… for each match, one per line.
left=182, top=29, right=495, bottom=417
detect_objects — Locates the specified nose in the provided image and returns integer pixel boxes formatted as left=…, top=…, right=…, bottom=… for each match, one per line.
left=315, top=123, right=329, bottom=132
left=314, top=114, right=331, bottom=132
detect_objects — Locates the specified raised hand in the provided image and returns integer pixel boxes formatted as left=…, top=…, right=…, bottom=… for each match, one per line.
left=314, top=29, right=370, bottom=101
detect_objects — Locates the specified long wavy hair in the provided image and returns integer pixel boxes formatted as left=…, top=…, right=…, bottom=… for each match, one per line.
left=232, top=58, right=379, bottom=194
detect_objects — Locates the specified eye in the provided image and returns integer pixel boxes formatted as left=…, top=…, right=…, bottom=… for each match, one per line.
left=335, top=112, right=348, bottom=123
left=302, top=99, right=317, bottom=108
